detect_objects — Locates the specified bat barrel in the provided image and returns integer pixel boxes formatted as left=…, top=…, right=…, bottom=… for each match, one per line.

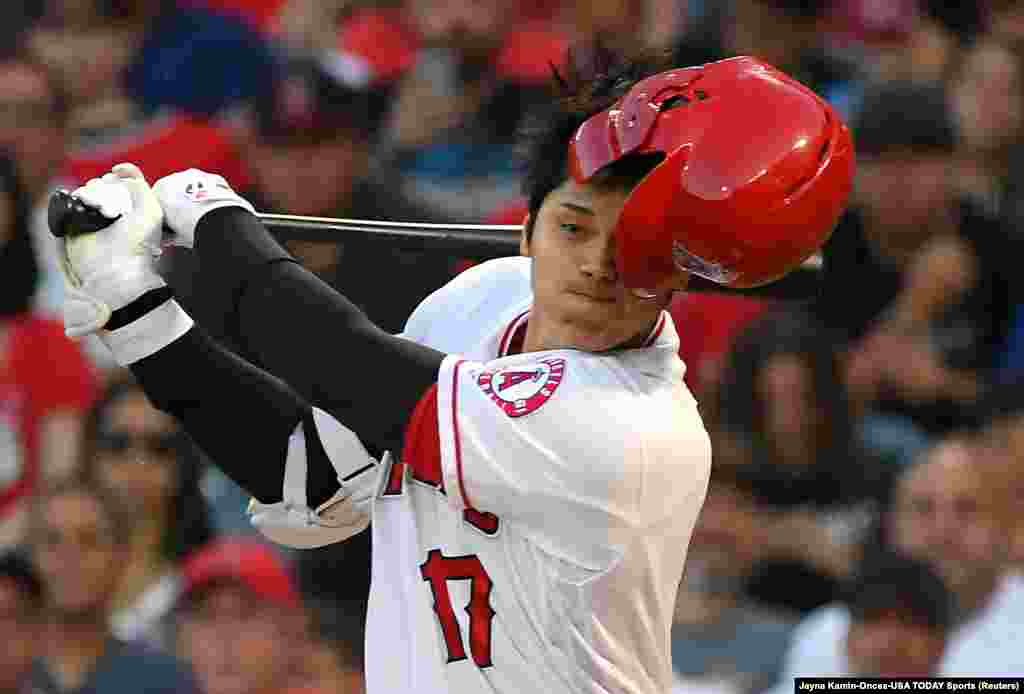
left=258, top=214, right=522, bottom=258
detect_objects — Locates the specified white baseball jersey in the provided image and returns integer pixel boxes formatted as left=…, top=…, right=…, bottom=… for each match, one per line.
left=362, top=256, right=712, bottom=694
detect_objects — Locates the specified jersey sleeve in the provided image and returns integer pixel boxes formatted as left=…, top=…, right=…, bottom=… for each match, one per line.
left=426, top=352, right=710, bottom=572
left=401, top=257, right=532, bottom=348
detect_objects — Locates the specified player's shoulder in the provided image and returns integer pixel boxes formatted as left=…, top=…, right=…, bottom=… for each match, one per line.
left=435, top=256, right=531, bottom=303
left=478, top=346, right=702, bottom=439
left=403, top=257, right=531, bottom=342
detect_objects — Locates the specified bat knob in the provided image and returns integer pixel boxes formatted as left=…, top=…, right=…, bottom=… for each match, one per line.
left=48, top=189, right=119, bottom=239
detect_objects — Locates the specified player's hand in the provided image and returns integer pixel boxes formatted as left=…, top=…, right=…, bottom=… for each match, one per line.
left=58, top=163, right=167, bottom=338
left=152, top=168, right=255, bottom=249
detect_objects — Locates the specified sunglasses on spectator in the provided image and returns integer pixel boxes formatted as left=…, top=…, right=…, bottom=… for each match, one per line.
left=94, top=431, right=180, bottom=457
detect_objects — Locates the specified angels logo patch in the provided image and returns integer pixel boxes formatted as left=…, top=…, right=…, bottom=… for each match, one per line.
left=183, top=179, right=232, bottom=202
left=183, top=180, right=211, bottom=201
left=477, top=358, right=565, bottom=417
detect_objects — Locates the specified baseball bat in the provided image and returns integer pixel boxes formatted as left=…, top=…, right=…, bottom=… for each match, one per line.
left=47, top=190, right=822, bottom=298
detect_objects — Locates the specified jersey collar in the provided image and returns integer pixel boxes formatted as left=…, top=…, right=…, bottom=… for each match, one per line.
left=496, top=309, right=674, bottom=357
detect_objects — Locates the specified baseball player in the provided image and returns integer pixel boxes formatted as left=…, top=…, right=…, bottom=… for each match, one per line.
left=53, top=56, right=852, bottom=693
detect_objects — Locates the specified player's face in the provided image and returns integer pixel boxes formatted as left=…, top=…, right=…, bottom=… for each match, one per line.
left=522, top=178, right=687, bottom=353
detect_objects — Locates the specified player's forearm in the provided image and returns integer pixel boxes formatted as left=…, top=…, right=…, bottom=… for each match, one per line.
left=129, top=319, right=341, bottom=505
left=193, top=207, right=445, bottom=454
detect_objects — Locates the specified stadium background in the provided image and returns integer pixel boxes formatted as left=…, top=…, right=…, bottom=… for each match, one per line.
left=0, top=1, right=1022, bottom=692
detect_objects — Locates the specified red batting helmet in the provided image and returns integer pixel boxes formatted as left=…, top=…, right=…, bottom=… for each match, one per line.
left=568, top=56, right=855, bottom=289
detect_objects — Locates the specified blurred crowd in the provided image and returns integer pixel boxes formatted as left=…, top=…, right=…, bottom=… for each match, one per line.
left=0, top=0, right=1022, bottom=693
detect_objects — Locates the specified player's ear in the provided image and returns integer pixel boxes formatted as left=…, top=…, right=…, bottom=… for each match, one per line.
left=520, top=214, right=532, bottom=257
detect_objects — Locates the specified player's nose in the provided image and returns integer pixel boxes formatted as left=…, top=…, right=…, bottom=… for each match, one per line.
left=579, top=229, right=619, bottom=283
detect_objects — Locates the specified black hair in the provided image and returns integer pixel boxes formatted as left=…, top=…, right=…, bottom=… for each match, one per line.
left=0, top=550, right=43, bottom=611
left=974, top=374, right=1024, bottom=426
left=251, top=55, right=393, bottom=145
left=844, top=550, right=953, bottom=631
left=852, top=80, right=956, bottom=157
left=0, top=150, right=39, bottom=318
left=518, top=43, right=673, bottom=239
left=758, top=0, right=832, bottom=21
left=714, top=305, right=885, bottom=507
left=81, top=374, right=216, bottom=562
left=920, top=0, right=986, bottom=47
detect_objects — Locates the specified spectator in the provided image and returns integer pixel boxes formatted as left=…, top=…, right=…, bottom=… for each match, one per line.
left=0, top=55, right=72, bottom=318
left=0, top=551, right=44, bottom=694
left=973, top=378, right=1024, bottom=572
left=842, top=553, right=952, bottom=677
left=815, top=80, right=1023, bottom=464
left=561, top=0, right=686, bottom=56
left=0, top=152, right=97, bottom=547
left=80, top=375, right=216, bottom=651
left=289, top=597, right=366, bottom=694
left=671, top=465, right=797, bottom=694
left=28, top=479, right=200, bottom=693
left=371, top=0, right=556, bottom=221
left=175, top=537, right=307, bottom=694
left=170, top=55, right=455, bottom=338
left=671, top=0, right=860, bottom=108
left=776, top=435, right=1024, bottom=679
left=28, top=0, right=275, bottom=124
left=765, top=551, right=951, bottom=691
left=714, top=306, right=881, bottom=509
left=990, top=0, right=1024, bottom=42
left=0, top=56, right=69, bottom=206
left=711, top=307, right=888, bottom=614
left=950, top=34, right=1024, bottom=223
left=865, top=0, right=985, bottom=86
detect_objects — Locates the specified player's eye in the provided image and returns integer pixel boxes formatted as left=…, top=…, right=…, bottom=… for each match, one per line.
left=559, top=223, right=582, bottom=236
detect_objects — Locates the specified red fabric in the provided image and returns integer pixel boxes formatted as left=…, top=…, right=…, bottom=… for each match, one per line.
left=336, top=10, right=567, bottom=85
left=0, top=315, right=98, bottom=517
left=182, top=537, right=300, bottom=608
left=485, top=199, right=528, bottom=226
left=495, top=23, right=569, bottom=84
left=670, top=293, right=773, bottom=394
left=402, top=383, right=443, bottom=489
left=337, top=8, right=419, bottom=83
left=63, top=114, right=250, bottom=189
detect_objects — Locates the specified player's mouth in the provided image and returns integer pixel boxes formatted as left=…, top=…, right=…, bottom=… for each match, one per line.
left=570, top=290, right=618, bottom=304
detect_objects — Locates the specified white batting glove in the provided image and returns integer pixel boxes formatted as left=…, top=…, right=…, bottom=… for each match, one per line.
left=152, top=168, right=255, bottom=249
left=59, top=163, right=167, bottom=338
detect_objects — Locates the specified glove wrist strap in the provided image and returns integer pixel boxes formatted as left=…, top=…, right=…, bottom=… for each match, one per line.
left=106, top=286, right=174, bottom=330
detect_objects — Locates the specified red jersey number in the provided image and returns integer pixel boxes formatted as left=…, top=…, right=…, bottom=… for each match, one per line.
left=420, top=549, right=496, bottom=668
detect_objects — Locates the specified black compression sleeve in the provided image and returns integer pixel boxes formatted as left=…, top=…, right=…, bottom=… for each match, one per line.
left=129, top=323, right=340, bottom=506
left=193, top=207, right=446, bottom=455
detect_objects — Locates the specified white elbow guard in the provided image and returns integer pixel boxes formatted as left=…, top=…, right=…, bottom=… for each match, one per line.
left=248, top=408, right=383, bottom=549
